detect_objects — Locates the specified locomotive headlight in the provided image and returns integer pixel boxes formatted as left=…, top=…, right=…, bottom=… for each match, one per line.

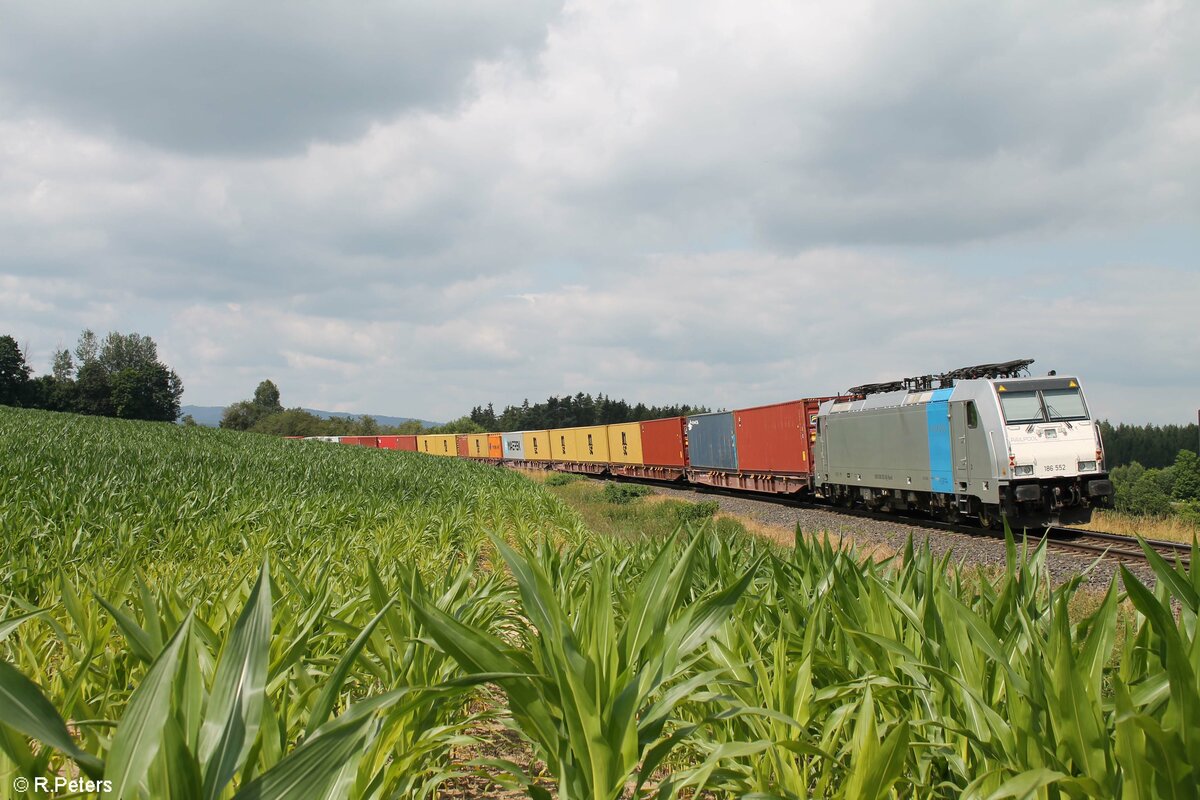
left=1078, top=460, right=1097, bottom=472
left=1014, top=464, right=1035, bottom=476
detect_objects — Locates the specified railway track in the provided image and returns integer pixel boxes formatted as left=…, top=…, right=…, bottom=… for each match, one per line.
left=585, top=471, right=1194, bottom=570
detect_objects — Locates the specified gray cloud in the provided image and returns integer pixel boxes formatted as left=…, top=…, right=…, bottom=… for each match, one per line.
left=1, top=0, right=1197, bottom=424
left=0, top=0, right=561, bottom=155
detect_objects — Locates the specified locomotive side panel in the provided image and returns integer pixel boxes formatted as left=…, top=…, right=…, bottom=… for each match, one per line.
left=820, top=402, right=938, bottom=494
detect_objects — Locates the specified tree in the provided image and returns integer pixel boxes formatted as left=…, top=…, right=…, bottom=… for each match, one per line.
left=110, top=363, right=184, bottom=422
left=98, top=332, right=158, bottom=373
left=220, top=400, right=263, bottom=431
left=222, top=380, right=286, bottom=431
left=1173, top=449, right=1200, bottom=502
left=74, top=329, right=99, bottom=367
left=253, top=380, right=283, bottom=413
left=0, top=335, right=32, bottom=406
left=51, top=348, right=75, bottom=381
left=75, top=362, right=114, bottom=417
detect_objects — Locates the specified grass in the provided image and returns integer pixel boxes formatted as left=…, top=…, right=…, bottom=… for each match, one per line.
left=1080, top=508, right=1200, bottom=544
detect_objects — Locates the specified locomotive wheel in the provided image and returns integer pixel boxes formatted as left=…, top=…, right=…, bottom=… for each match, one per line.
left=977, top=504, right=1002, bottom=530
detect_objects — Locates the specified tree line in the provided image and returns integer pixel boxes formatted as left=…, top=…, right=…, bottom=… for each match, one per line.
left=1097, top=420, right=1198, bottom=469
left=468, top=393, right=711, bottom=433
left=0, top=331, right=183, bottom=422
left=219, top=385, right=711, bottom=437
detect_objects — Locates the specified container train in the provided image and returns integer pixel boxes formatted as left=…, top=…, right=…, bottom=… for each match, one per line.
left=309, top=360, right=1114, bottom=528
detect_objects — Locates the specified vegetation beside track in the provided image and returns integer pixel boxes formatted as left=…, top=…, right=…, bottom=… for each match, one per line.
left=2, top=406, right=1198, bottom=798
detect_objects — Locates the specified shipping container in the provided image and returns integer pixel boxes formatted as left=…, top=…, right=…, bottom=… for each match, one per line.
left=686, top=412, right=738, bottom=471
left=488, top=434, right=503, bottom=459
left=549, top=428, right=577, bottom=462
left=418, top=434, right=458, bottom=457
left=502, top=432, right=526, bottom=460
left=466, top=433, right=489, bottom=458
left=339, top=436, right=379, bottom=448
left=378, top=435, right=418, bottom=452
left=573, top=425, right=610, bottom=463
left=522, top=431, right=552, bottom=461
left=733, top=398, right=827, bottom=475
left=456, top=435, right=469, bottom=457
left=606, top=423, right=644, bottom=465
left=640, top=417, right=688, bottom=467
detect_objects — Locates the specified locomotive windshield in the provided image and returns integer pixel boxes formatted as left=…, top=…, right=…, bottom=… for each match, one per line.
left=999, top=391, right=1044, bottom=424
left=999, top=386, right=1089, bottom=424
left=1042, top=387, right=1088, bottom=421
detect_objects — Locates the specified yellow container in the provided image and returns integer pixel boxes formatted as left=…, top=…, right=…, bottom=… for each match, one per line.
left=523, top=430, right=553, bottom=461
left=606, top=422, right=644, bottom=465
left=573, top=425, right=610, bottom=463
left=466, top=433, right=489, bottom=458
left=549, top=428, right=576, bottom=462
left=418, top=434, right=457, bottom=457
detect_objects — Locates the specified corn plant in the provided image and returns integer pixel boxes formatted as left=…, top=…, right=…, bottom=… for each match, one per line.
left=409, top=532, right=757, bottom=800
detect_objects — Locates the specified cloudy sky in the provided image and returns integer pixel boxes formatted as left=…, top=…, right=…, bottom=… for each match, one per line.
left=2, top=0, right=1197, bottom=424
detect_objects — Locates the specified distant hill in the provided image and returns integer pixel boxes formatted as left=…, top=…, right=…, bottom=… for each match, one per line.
left=179, top=405, right=442, bottom=429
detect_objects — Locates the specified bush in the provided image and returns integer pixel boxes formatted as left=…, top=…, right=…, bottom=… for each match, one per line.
left=673, top=500, right=720, bottom=524
left=601, top=482, right=652, bottom=504
left=545, top=472, right=580, bottom=486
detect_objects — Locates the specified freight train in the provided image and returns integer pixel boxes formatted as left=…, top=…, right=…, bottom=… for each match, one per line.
left=310, top=360, right=1114, bottom=528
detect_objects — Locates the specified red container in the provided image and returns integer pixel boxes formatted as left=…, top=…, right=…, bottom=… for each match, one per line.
left=339, top=436, right=379, bottom=448
left=455, top=434, right=469, bottom=457
left=733, top=398, right=831, bottom=475
left=378, top=435, right=418, bottom=451
left=640, top=417, right=688, bottom=467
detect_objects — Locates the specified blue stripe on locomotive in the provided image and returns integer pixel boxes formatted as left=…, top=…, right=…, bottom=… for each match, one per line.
left=926, top=388, right=954, bottom=494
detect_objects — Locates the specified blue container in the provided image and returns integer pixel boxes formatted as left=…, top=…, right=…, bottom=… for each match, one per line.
left=686, top=412, right=738, bottom=470
left=502, top=432, right=525, bottom=460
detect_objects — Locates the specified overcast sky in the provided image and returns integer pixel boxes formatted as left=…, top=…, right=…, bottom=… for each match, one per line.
left=2, top=0, right=1197, bottom=424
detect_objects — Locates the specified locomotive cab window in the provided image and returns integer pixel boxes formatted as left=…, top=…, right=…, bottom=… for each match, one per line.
left=1042, top=387, right=1088, bottom=421
left=999, top=390, right=1044, bottom=424
left=966, top=402, right=979, bottom=429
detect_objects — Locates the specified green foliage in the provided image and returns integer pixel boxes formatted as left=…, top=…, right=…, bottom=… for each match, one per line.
left=0, top=405, right=583, bottom=798
left=3, top=329, right=182, bottom=421
left=4, top=405, right=1199, bottom=798
left=545, top=471, right=580, bottom=486
left=673, top=500, right=720, bottom=524
left=424, top=415, right=486, bottom=434
left=1112, top=450, right=1200, bottom=516
left=469, top=393, right=712, bottom=432
left=1172, top=449, right=1200, bottom=501
left=1100, top=419, right=1199, bottom=468
left=0, top=335, right=32, bottom=406
left=601, top=481, right=653, bottom=504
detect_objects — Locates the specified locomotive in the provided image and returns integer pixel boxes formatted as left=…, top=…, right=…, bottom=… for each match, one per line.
left=814, top=359, right=1114, bottom=528
left=314, top=359, right=1113, bottom=529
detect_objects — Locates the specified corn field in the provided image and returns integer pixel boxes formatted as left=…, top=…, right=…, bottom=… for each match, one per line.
left=1, top=406, right=1197, bottom=799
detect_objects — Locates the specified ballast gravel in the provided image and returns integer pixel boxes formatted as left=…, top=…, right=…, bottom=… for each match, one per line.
left=649, top=485, right=1158, bottom=591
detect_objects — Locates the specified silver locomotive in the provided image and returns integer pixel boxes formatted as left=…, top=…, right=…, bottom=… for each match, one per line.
left=813, top=360, right=1114, bottom=528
